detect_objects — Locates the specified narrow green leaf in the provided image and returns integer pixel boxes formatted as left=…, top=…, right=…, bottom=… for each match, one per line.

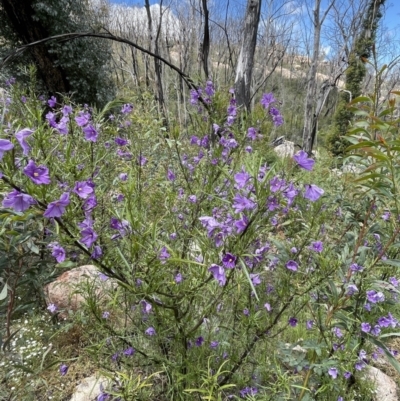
left=0, top=283, right=7, bottom=301
left=381, top=259, right=400, bottom=268
left=362, top=333, right=400, bottom=374
left=238, top=258, right=259, bottom=301
left=349, top=96, right=372, bottom=104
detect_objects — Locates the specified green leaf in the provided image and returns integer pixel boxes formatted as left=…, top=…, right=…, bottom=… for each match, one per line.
left=57, top=260, right=76, bottom=269
left=0, top=283, right=7, bottom=301
left=349, top=96, right=372, bottom=104
left=379, top=333, right=400, bottom=339
left=238, top=258, right=259, bottom=301
left=381, top=259, right=400, bottom=268
left=362, top=333, right=400, bottom=374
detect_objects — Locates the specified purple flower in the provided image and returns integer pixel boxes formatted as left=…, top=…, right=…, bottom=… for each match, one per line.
left=175, top=273, right=183, bottom=283
left=346, top=284, right=358, bottom=295
left=234, top=168, right=251, bottom=189
left=102, top=311, right=110, bottom=319
left=260, top=93, right=276, bottom=109
left=247, top=127, right=257, bottom=140
left=389, top=277, right=399, bottom=287
left=250, top=273, right=261, bottom=286
left=205, top=80, right=214, bottom=97
left=361, top=322, right=371, bottom=333
left=0, top=139, right=14, bottom=160
left=49, top=243, right=66, bottom=263
left=23, top=160, right=51, bottom=185
left=59, top=364, right=68, bottom=376
left=240, top=387, right=258, bottom=398
left=293, top=150, right=315, bottom=171
left=382, top=211, right=391, bottom=221
left=75, top=112, right=91, bottom=126
left=2, top=189, right=36, bottom=212
left=80, top=227, right=98, bottom=248
left=62, top=105, right=73, bottom=116
left=123, top=347, right=135, bottom=356
left=159, top=246, right=170, bottom=264
left=188, top=195, right=197, bottom=203
left=288, top=317, right=298, bottom=327
left=366, top=290, right=385, bottom=304
left=141, top=300, right=152, bottom=314
left=355, top=361, right=366, bottom=371
left=222, top=253, right=237, bottom=268
left=332, top=327, right=343, bottom=338
left=270, top=108, right=284, bottom=126
left=199, top=216, right=220, bottom=237
left=73, top=181, right=94, bottom=199
left=232, top=194, right=256, bottom=213
left=264, top=303, right=272, bottom=312
left=83, top=195, right=97, bottom=212
left=167, top=169, right=176, bottom=181
left=55, top=117, right=69, bottom=135
left=306, top=320, right=314, bottom=330
left=99, top=273, right=108, bottom=281
left=270, top=176, right=285, bottom=192
left=47, top=303, right=58, bottom=313
left=309, top=241, right=323, bottom=253
left=195, top=336, right=204, bottom=346
left=91, top=245, right=103, bottom=259
left=48, top=96, right=57, bottom=108
left=82, top=124, right=99, bottom=142
left=210, top=341, right=219, bottom=349
left=286, top=260, right=298, bottom=271
left=328, top=367, right=338, bottom=379
left=119, top=173, right=128, bottom=181
left=303, top=184, right=324, bottom=202
left=145, top=327, right=156, bottom=336
left=209, top=264, right=227, bottom=286
left=344, top=371, right=352, bottom=379
left=43, top=192, right=69, bottom=218
left=350, top=263, right=363, bottom=272
left=371, top=325, right=381, bottom=336
left=234, top=215, right=248, bottom=234
left=138, top=155, right=147, bottom=166
left=15, top=128, right=34, bottom=155
left=115, top=137, right=128, bottom=146
left=46, top=112, right=57, bottom=128
left=121, top=103, right=133, bottom=114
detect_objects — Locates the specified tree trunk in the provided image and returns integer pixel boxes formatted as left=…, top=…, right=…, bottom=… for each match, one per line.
left=234, top=0, right=262, bottom=111
left=302, top=0, right=335, bottom=155
left=0, top=0, right=69, bottom=94
left=201, top=0, right=210, bottom=79
left=144, top=0, right=168, bottom=128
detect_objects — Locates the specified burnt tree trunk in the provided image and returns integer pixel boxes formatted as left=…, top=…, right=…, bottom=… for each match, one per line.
left=234, top=0, right=262, bottom=111
left=201, top=0, right=210, bottom=79
left=1, top=0, right=69, bottom=94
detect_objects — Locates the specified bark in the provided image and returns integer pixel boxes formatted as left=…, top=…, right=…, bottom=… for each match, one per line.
left=144, top=0, right=168, bottom=127
left=302, top=0, right=335, bottom=155
left=0, top=0, right=69, bottom=94
left=234, top=0, right=262, bottom=111
left=201, top=0, right=210, bottom=78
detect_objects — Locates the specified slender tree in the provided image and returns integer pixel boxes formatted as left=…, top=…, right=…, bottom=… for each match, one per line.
left=327, top=0, right=385, bottom=156
left=234, top=0, right=262, bottom=111
left=302, top=0, right=335, bottom=155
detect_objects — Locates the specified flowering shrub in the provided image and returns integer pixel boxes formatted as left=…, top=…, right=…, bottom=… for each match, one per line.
left=1, top=78, right=400, bottom=400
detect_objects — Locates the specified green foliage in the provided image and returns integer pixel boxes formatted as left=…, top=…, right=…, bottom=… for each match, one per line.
left=1, top=75, right=400, bottom=400
left=0, top=0, right=115, bottom=107
left=327, top=0, right=385, bottom=157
